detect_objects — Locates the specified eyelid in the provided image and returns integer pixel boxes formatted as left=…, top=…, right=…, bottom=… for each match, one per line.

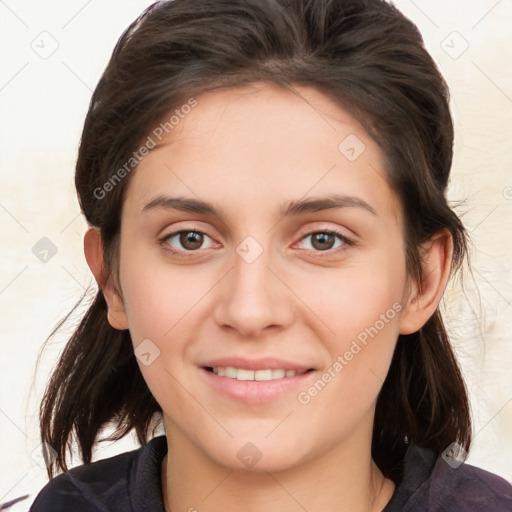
left=158, top=226, right=218, bottom=256
left=158, top=223, right=356, bottom=257
left=293, top=228, right=355, bottom=254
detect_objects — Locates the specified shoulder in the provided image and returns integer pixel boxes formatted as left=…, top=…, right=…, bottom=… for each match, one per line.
left=427, top=457, right=512, bottom=511
left=386, top=445, right=512, bottom=512
left=30, top=436, right=167, bottom=512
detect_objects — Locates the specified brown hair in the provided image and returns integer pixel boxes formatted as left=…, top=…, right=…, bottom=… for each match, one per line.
left=39, top=0, right=471, bottom=482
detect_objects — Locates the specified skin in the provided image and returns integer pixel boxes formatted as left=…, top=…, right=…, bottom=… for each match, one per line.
left=85, top=82, right=453, bottom=512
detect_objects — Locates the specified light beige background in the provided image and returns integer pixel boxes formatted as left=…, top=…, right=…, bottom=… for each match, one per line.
left=1, top=0, right=511, bottom=509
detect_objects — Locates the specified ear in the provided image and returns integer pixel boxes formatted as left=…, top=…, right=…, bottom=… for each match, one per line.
left=84, top=227, right=129, bottom=331
left=399, top=229, right=453, bottom=335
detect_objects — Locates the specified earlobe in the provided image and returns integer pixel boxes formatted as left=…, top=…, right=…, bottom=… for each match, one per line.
left=84, top=227, right=129, bottom=331
left=399, top=230, right=453, bottom=335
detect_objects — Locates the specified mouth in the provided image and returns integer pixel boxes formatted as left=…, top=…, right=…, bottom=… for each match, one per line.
left=203, top=366, right=314, bottom=381
left=200, top=364, right=317, bottom=404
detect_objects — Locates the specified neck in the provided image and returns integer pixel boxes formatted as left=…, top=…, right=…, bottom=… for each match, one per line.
left=161, top=428, right=395, bottom=512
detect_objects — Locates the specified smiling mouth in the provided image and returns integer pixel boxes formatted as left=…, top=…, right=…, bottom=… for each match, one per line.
left=203, top=366, right=314, bottom=381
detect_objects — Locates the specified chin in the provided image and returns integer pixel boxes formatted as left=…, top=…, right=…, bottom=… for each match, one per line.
left=203, top=436, right=314, bottom=474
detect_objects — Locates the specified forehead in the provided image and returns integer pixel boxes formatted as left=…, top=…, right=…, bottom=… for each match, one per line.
left=122, top=82, right=401, bottom=226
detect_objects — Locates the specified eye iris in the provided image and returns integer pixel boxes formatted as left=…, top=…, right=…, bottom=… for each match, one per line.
left=312, top=233, right=335, bottom=250
left=180, top=231, right=203, bottom=250
left=173, top=232, right=340, bottom=251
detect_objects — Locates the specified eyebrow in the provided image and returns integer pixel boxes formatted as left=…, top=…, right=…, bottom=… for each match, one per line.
left=141, top=194, right=377, bottom=218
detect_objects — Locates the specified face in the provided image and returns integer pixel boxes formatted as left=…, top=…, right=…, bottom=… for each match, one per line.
left=110, top=82, right=412, bottom=471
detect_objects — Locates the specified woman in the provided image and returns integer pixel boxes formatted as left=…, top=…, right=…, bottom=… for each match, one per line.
left=30, top=0, right=512, bottom=510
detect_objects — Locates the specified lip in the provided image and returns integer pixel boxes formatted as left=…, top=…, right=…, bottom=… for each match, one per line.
left=199, top=357, right=314, bottom=372
left=198, top=358, right=318, bottom=404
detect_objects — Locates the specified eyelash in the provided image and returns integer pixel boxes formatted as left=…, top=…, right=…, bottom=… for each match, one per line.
left=159, top=228, right=354, bottom=258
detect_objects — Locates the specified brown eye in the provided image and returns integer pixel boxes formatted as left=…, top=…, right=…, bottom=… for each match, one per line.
left=162, top=230, right=215, bottom=253
left=297, top=230, right=353, bottom=254
left=311, top=232, right=336, bottom=250
left=179, top=231, right=203, bottom=250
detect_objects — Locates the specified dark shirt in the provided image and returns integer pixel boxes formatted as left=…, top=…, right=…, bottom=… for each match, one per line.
left=30, top=435, right=512, bottom=511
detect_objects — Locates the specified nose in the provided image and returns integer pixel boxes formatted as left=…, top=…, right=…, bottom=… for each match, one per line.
left=212, top=242, right=295, bottom=339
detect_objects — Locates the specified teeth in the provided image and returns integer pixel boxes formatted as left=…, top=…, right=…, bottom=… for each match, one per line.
left=225, top=366, right=238, bottom=378
left=255, top=369, right=272, bottom=380
left=211, top=366, right=306, bottom=381
left=237, top=369, right=254, bottom=381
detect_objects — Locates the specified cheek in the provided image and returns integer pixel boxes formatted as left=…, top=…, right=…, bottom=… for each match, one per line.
left=117, top=253, right=216, bottom=391
left=118, top=264, right=203, bottom=414
left=293, top=249, right=406, bottom=344
left=119, top=251, right=211, bottom=342
left=295, top=296, right=403, bottom=444
left=293, top=248, right=406, bottom=400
